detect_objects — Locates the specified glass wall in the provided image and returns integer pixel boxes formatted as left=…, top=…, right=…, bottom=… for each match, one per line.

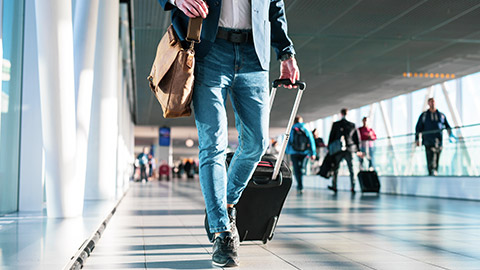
left=0, top=0, right=24, bottom=215
left=308, top=71, right=480, bottom=177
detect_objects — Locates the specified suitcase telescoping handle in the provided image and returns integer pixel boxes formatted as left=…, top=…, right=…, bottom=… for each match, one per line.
left=270, top=79, right=306, bottom=181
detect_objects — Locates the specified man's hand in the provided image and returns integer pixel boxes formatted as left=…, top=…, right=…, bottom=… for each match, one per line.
left=175, top=0, right=208, bottom=18
left=279, top=57, right=300, bottom=89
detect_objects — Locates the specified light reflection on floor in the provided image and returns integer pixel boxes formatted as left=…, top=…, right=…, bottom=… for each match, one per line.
left=82, top=179, right=480, bottom=270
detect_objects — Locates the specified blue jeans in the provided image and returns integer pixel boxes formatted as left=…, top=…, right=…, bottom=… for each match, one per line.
left=193, top=37, right=269, bottom=233
left=290, top=154, right=307, bottom=191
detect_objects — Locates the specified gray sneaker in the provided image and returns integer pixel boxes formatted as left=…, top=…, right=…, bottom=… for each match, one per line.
left=212, top=231, right=239, bottom=267
left=228, top=207, right=240, bottom=248
left=205, top=207, right=240, bottom=248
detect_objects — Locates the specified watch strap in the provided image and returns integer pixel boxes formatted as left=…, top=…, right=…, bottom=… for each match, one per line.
left=280, top=53, right=294, bottom=61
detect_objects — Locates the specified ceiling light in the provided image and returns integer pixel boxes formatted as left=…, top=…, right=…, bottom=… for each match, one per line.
left=185, top=139, right=194, bottom=148
left=402, top=72, right=455, bottom=79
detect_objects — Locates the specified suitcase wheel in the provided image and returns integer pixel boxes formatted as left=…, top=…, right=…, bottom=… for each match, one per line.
left=262, top=216, right=278, bottom=244
left=268, top=232, right=275, bottom=241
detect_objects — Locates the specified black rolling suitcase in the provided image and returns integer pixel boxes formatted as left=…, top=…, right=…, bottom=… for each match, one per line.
left=318, top=153, right=337, bottom=179
left=357, top=170, right=380, bottom=193
left=232, top=79, right=306, bottom=244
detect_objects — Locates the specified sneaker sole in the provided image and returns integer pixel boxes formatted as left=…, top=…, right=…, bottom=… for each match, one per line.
left=212, top=258, right=239, bottom=268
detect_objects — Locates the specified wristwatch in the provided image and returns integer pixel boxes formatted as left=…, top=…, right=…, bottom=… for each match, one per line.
left=280, top=53, right=294, bottom=62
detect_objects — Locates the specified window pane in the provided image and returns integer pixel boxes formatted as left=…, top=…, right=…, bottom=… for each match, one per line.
left=462, top=72, right=480, bottom=127
left=0, top=0, right=24, bottom=215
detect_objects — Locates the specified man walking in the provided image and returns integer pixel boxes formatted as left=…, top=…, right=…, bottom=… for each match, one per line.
left=136, top=147, right=150, bottom=182
left=327, top=108, right=361, bottom=193
left=158, top=0, right=299, bottom=267
left=415, top=98, right=452, bottom=176
left=286, top=115, right=316, bottom=195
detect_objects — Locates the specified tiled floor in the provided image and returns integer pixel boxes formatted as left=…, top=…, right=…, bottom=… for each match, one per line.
left=83, top=179, right=480, bottom=270
left=0, top=199, right=119, bottom=270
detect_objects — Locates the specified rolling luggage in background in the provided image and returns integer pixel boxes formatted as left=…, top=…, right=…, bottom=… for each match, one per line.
left=318, top=153, right=337, bottom=179
left=233, top=79, right=306, bottom=244
left=357, top=170, right=380, bottom=193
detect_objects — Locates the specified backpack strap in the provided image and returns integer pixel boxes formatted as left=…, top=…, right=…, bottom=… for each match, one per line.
left=438, top=111, right=445, bottom=124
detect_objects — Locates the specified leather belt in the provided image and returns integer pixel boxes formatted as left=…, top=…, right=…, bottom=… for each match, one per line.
left=216, top=28, right=253, bottom=43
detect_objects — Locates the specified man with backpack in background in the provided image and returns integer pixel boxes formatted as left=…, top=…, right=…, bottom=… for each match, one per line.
left=136, top=147, right=150, bottom=182
left=415, top=97, right=453, bottom=176
left=286, top=115, right=316, bottom=194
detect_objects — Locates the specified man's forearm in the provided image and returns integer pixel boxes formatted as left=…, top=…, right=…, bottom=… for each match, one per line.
left=269, top=0, right=295, bottom=60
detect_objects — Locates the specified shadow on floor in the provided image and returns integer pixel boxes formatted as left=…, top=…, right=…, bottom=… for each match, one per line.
left=128, top=244, right=207, bottom=251
left=147, top=259, right=213, bottom=269
left=88, top=260, right=213, bottom=270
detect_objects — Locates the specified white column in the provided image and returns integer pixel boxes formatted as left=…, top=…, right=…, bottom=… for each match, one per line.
left=19, top=0, right=44, bottom=212
left=157, top=145, right=173, bottom=167
left=368, top=103, right=376, bottom=122
left=379, top=101, right=399, bottom=175
left=456, top=79, right=463, bottom=120
left=73, top=0, right=99, bottom=205
left=85, top=0, right=120, bottom=200
left=118, top=78, right=132, bottom=193
left=406, top=93, right=413, bottom=138
left=116, top=45, right=124, bottom=196
left=34, top=0, right=80, bottom=217
left=120, top=3, right=135, bottom=188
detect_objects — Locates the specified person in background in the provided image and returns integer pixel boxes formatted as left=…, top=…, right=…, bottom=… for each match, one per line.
left=310, top=128, right=326, bottom=175
left=286, top=115, right=316, bottom=195
left=327, top=108, right=362, bottom=193
left=415, top=97, right=452, bottom=176
left=358, top=117, right=377, bottom=170
left=267, top=139, right=280, bottom=155
left=184, top=159, right=194, bottom=179
left=312, top=128, right=326, bottom=162
left=148, top=154, right=157, bottom=180
left=136, top=147, right=150, bottom=182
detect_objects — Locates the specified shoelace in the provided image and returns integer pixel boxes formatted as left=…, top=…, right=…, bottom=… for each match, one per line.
left=228, top=209, right=236, bottom=224
left=221, top=237, right=235, bottom=250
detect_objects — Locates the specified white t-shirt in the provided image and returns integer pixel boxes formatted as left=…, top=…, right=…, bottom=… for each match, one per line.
left=170, top=0, right=252, bottom=29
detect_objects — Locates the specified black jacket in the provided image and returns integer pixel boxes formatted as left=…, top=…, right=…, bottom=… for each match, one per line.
left=328, top=118, right=360, bottom=153
left=415, top=110, right=451, bottom=147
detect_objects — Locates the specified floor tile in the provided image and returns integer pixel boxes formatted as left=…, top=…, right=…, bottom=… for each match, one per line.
left=6, top=178, right=476, bottom=270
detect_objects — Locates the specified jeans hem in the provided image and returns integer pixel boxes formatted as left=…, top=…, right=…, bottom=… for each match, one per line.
left=209, top=224, right=231, bottom=234
left=227, top=198, right=241, bottom=205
